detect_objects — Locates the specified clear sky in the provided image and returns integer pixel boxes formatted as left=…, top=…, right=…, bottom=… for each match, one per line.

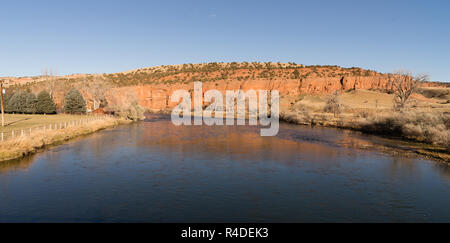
left=1, top=0, right=449, bottom=81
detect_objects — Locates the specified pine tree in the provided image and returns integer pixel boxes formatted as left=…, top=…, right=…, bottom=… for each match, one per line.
left=6, top=91, right=27, bottom=113
left=24, top=92, right=37, bottom=114
left=64, top=89, right=86, bottom=114
left=293, top=70, right=300, bottom=79
left=3, top=92, right=14, bottom=113
left=36, top=90, right=56, bottom=114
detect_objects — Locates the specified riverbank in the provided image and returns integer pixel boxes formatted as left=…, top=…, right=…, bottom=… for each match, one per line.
left=277, top=89, right=450, bottom=163
left=0, top=116, right=131, bottom=162
left=280, top=110, right=450, bottom=163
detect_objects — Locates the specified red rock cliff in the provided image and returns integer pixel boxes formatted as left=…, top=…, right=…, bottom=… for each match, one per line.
left=11, top=62, right=444, bottom=111
left=106, top=75, right=392, bottom=111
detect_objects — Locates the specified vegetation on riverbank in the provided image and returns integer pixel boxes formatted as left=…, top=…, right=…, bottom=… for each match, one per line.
left=281, top=110, right=450, bottom=161
left=282, top=108, right=449, bottom=145
left=0, top=116, right=129, bottom=162
left=281, top=88, right=450, bottom=162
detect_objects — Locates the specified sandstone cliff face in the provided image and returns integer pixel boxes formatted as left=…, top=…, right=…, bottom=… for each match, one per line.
left=105, top=75, right=392, bottom=111
left=12, top=62, right=446, bottom=112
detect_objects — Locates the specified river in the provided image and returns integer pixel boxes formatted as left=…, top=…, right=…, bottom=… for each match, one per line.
left=0, top=116, right=449, bottom=222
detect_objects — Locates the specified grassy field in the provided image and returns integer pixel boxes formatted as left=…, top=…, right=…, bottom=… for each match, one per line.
left=0, top=114, right=98, bottom=133
left=287, top=89, right=450, bottom=112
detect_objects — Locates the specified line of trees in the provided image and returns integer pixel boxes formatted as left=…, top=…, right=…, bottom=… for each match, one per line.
left=5, top=90, right=56, bottom=114
left=4, top=89, right=87, bottom=114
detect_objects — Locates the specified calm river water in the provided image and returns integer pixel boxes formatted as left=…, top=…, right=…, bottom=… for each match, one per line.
left=0, top=117, right=449, bottom=222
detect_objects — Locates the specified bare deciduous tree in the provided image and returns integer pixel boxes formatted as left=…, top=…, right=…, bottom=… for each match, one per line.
left=78, top=77, right=111, bottom=111
left=42, top=67, right=58, bottom=98
left=106, top=90, right=145, bottom=120
left=324, top=91, right=343, bottom=118
left=90, top=77, right=111, bottom=110
left=388, top=71, right=428, bottom=110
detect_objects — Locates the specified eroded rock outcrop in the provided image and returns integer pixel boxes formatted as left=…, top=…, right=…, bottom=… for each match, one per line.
left=105, top=75, right=392, bottom=111
left=8, top=62, right=446, bottom=111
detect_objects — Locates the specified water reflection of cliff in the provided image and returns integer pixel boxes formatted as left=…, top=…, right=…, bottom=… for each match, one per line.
left=0, top=119, right=449, bottom=182
left=136, top=120, right=381, bottom=166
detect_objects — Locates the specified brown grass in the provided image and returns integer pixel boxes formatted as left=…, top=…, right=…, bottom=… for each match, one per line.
left=359, top=111, right=450, bottom=148
left=0, top=117, right=126, bottom=162
left=283, top=108, right=450, bottom=148
left=418, top=87, right=450, bottom=100
left=0, top=114, right=93, bottom=133
left=281, top=89, right=450, bottom=162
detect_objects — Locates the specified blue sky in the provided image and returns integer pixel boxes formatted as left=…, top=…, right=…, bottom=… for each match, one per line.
left=1, top=0, right=449, bottom=81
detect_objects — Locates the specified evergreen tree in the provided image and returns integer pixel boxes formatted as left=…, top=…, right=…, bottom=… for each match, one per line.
left=3, top=92, right=14, bottom=113
left=6, top=91, right=27, bottom=113
left=24, top=92, right=37, bottom=114
left=64, top=89, right=86, bottom=114
left=36, top=90, right=56, bottom=114
left=293, top=70, right=300, bottom=79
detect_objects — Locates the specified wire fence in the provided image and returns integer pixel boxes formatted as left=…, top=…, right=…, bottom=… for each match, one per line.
left=0, top=115, right=109, bottom=142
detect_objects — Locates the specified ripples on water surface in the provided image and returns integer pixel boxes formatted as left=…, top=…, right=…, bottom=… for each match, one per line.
left=0, top=117, right=449, bottom=222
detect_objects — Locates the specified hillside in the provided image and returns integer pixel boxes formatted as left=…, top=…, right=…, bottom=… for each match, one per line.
left=3, top=62, right=450, bottom=159
left=3, top=62, right=449, bottom=112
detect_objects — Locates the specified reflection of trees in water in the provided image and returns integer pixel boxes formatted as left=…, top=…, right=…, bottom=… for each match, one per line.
left=65, top=127, right=138, bottom=164
left=434, top=163, right=450, bottom=181
left=0, top=155, right=35, bottom=174
left=387, top=156, right=419, bottom=177
left=385, top=156, right=450, bottom=182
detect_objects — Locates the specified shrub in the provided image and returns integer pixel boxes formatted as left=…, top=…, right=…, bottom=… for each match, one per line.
left=105, top=92, right=145, bottom=121
left=324, top=91, right=343, bottom=117
left=293, top=70, right=300, bottom=79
